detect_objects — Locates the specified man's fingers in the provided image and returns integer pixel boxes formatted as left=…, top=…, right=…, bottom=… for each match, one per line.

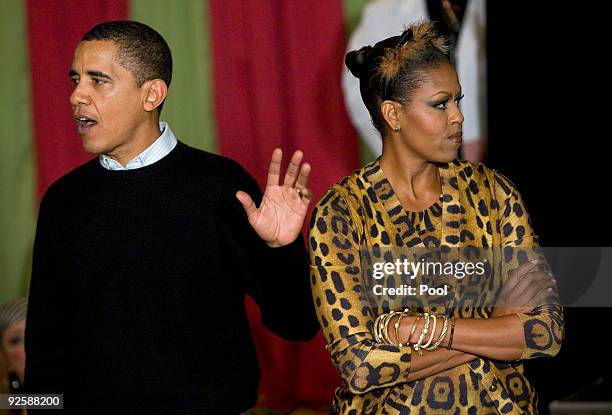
left=283, top=150, right=304, bottom=188
left=266, top=148, right=283, bottom=188
left=236, top=191, right=258, bottom=222
left=299, top=187, right=313, bottom=207
left=294, top=162, right=311, bottom=191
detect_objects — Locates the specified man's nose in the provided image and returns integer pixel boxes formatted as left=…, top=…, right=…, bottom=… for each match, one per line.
left=69, top=83, right=91, bottom=107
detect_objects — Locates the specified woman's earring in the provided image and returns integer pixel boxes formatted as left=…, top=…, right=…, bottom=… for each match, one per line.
left=394, top=126, right=400, bottom=132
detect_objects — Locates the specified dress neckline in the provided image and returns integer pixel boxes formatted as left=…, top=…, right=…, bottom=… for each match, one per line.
left=364, top=158, right=443, bottom=232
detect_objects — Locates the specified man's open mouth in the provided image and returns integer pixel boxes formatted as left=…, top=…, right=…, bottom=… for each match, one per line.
left=74, top=116, right=97, bottom=130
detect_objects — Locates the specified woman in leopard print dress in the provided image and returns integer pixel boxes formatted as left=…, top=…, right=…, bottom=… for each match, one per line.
left=309, top=21, right=563, bottom=414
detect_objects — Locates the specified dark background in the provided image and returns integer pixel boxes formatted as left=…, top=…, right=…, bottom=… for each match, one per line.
left=487, top=2, right=611, bottom=413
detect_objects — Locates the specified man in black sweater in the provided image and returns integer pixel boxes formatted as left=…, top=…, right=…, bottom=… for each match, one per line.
left=24, top=21, right=319, bottom=414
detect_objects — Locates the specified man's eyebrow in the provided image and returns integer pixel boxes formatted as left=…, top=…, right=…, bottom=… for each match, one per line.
left=87, top=70, right=112, bottom=80
left=68, top=69, right=112, bottom=80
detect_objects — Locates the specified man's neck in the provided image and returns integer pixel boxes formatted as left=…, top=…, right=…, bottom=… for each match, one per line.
left=106, top=120, right=162, bottom=167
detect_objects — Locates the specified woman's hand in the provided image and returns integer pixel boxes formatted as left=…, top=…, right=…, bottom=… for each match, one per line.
left=236, top=148, right=312, bottom=247
left=491, top=260, right=556, bottom=317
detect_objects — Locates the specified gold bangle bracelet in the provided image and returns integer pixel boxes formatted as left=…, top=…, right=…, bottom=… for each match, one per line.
left=395, top=310, right=406, bottom=346
left=446, top=315, right=456, bottom=350
left=381, top=312, right=395, bottom=344
left=414, top=312, right=430, bottom=355
left=380, top=314, right=388, bottom=343
left=421, top=314, right=437, bottom=349
left=408, top=315, right=421, bottom=345
left=374, top=313, right=387, bottom=343
left=425, top=315, right=449, bottom=351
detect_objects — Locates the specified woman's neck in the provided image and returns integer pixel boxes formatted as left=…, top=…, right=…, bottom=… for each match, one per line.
left=380, top=142, right=442, bottom=211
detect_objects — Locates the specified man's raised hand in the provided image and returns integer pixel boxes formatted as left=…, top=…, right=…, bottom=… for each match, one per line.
left=236, top=148, right=312, bottom=247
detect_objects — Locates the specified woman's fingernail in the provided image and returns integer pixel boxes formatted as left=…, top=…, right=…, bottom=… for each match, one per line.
left=547, top=288, right=553, bottom=292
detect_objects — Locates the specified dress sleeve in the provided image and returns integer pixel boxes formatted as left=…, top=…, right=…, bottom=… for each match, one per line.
left=309, top=188, right=413, bottom=394
left=494, top=171, right=564, bottom=359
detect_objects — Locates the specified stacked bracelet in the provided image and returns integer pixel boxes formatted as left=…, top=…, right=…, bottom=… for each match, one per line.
left=374, top=310, right=403, bottom=344
left=373, top=310, right=454, bottom=354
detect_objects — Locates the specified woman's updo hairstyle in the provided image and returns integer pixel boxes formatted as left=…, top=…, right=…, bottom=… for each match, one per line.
left=345, top=20, right=451, bottom=137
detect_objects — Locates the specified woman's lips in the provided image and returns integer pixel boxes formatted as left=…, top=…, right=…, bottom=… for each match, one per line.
left=448, top=132, right=462, bottom=144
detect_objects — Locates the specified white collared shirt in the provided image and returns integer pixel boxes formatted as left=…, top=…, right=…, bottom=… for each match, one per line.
left=99, top=122, right=178, bottom=170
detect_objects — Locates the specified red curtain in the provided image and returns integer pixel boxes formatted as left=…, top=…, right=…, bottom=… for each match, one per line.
left=209, top=0, right=358, bottom=408
left=27, top=0, right=128, bottom=199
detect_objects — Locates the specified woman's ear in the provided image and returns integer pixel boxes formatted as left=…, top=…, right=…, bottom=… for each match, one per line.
left=380, top=100, right=402, bottom=132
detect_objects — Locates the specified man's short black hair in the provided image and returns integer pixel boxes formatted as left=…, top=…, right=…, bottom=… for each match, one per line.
left=81, top=20, right=172, bottom=113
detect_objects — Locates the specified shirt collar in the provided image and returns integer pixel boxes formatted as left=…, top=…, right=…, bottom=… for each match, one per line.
left=99, top=122, right=178, bottom=171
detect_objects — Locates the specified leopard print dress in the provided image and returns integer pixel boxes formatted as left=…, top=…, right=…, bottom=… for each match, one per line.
left=308, top=158, right=564, bottom=414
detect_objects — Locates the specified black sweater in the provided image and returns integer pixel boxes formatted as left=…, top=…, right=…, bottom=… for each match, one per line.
left=24, top=142, right=319, bottom=414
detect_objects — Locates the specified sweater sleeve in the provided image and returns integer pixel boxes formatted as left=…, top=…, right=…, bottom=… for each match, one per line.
left=24, top=189, right=72, bottom=397
left=228, top=163, right=319, bottom=342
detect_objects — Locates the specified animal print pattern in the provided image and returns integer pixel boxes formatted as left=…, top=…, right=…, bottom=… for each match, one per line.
left=309, top=159, right=563, bottom=414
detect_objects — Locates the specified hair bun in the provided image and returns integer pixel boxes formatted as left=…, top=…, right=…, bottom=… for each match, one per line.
left=345, top=46, right=372, bottom=79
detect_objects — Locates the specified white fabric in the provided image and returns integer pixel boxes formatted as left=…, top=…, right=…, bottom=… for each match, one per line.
left=455, top=0, right=486, bottom=146
left=99, top=122, right=177, bottom=170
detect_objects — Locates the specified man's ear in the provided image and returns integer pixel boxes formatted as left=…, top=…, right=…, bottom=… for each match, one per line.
left=143, top=79, right=168, bottom=112
left=380, top=100, right=402, bottom=132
